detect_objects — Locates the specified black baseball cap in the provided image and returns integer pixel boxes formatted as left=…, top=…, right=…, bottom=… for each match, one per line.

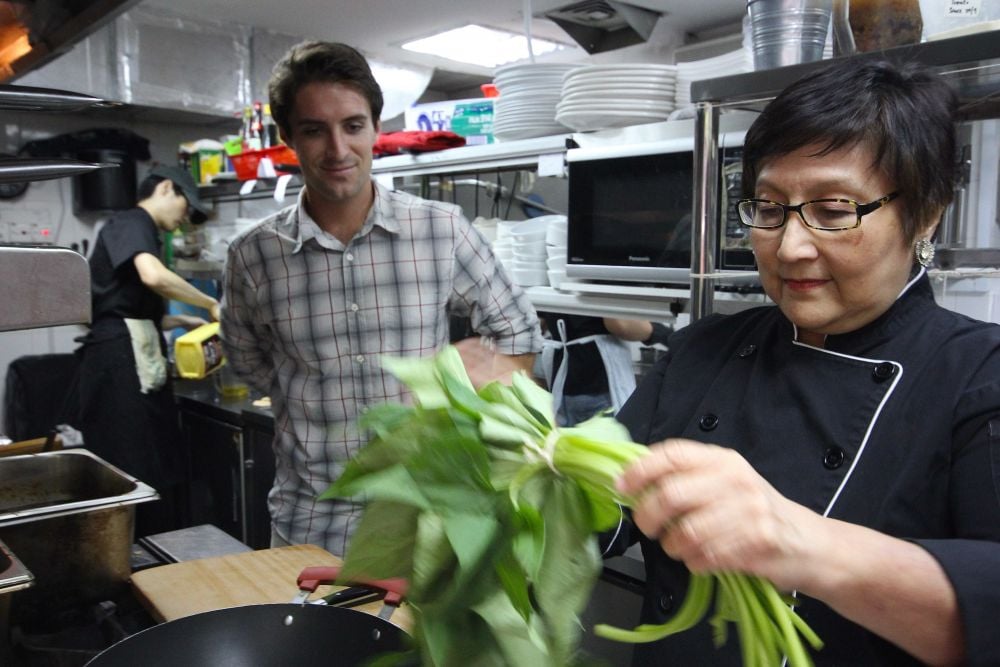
left=149, top=165, right=211, bottom=223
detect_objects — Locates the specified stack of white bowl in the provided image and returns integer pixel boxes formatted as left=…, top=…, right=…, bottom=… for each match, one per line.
left=544, top=217, right=568, bottom=288
left=492, top=63, right=579, bottom=141
left=492, top=219, right=518, bottom=267
left=555, top=64, right=678, bottom=132
left=506, top=217, right=552, bottom=287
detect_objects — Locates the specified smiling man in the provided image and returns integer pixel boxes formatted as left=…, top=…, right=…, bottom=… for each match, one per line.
left=220, top=41, right=543, bottom=556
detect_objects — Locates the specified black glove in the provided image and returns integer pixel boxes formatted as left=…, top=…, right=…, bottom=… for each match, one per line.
left=642, top=321, right=673, bottom=347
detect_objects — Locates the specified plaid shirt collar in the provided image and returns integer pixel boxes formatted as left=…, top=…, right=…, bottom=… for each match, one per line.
left=283, top=181, right=403, bottom=254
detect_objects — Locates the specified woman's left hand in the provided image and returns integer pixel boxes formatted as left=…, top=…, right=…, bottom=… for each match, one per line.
left=618, top=438, right=823, bottom=591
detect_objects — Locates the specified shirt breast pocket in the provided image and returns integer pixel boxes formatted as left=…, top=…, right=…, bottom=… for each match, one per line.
left=377, top=288, right=449, bottom=352
left=265, top=295, right=347, bottom=365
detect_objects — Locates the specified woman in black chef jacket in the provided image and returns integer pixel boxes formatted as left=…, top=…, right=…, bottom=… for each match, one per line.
left=77, top=165, right=219, bottom=537
left=606, top=58, right=1000, bottom=666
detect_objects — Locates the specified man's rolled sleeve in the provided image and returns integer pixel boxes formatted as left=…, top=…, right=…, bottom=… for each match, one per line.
left=451, top=219, right=543, bottom=356
left=220, top=240, right=275, bottom=394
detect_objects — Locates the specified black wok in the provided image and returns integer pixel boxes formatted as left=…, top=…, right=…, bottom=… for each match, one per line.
left=85, top=602, right=407, bottom=666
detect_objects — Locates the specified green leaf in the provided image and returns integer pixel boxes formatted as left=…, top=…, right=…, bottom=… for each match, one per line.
left=410, top=512, right=455, bottom=597
left=443, top=512, right=501, bottom=573
left=433, top=344, right=476, bottom=391
left=494, top=549, right=533, bottom=622
left=510, top=502, right=545, bottom=581
left=338, top=501, right=418, bottom=582
left=323, top=463, right=431, bottom=509
left=479, top=413, right=535, bottom=446
left=532, top=479, right=602, bottom=664
left=379, top=353, right=451, bottom=409
left=471, top=589, right=553, bottom=666
left=510, top=372, right=556, bottom=429
left=479, top=381, right=549, bottom=434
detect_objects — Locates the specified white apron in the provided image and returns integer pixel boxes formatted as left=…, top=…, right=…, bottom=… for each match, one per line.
left=540, top=318, right=636, bottom=421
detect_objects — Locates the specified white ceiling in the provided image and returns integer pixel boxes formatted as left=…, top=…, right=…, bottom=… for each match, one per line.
left=145, top=0, right=746, bottom=91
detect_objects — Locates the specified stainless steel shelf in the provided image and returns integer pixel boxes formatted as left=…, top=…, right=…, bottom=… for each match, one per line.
left=526, top=285, right=768, bottom=320
left=371, top=134, right=572, bottom=178
left=692, top=29, right=1000, bottom=120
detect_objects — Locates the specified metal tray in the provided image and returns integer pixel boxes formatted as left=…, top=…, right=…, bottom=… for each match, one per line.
left=0, top=449, right=157, bottom=623
left=0, top=539, right=32, bottom=595
left=0, top=448, right=156, bottom=526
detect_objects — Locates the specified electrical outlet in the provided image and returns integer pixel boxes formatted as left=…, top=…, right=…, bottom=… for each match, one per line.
left=0, top=207, right=55, bottom=244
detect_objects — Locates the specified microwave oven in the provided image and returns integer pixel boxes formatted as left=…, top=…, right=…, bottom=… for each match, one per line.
left=565, top=118, right=756, bottom=286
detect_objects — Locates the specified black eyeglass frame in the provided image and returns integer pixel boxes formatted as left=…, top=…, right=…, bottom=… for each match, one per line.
left=736, top=192, right=900, bottom=231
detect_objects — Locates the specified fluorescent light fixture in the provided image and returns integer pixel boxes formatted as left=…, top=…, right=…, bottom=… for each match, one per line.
left=402, top=24, right=566, bottom=69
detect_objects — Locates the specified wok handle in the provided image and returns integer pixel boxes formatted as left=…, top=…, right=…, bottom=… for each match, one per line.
left=296, top=565, right=408, bottom=605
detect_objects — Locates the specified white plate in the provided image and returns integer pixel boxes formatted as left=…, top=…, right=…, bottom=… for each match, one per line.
left=560, top=90, right=676, bottom=104
left=495, top=97, right=559, bottom=106
left=562, top=77, right=677, bottom=90
left=494, top=67, right=578, bottom=86
left=493, top=113, right=558, bottom=122
left=563, top=80, right=677, bottom=94
left=564, top=72, right=677, bottom=85
left=494, top=63, right=579, bottom=77
left=556, top=108, right=671, bottom=131
left=494, top=127, right=569, bottom=141
left=494, top=83, right=562, bottom=100
left=568, top=63, right=678, bottom=76
left=556, top=99, right=673, bottom=113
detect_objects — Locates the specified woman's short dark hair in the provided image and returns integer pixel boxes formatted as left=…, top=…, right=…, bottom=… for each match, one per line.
left=268, top=41, right=384, bottom=135
left=741, top=59, right=958, bottom=242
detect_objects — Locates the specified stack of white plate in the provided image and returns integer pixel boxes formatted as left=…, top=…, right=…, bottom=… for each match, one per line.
left=492, top=63, right=579, bottom=141
left=675, top=49, right=754, bottom=108
left=554, top=64, right=678, bottom=132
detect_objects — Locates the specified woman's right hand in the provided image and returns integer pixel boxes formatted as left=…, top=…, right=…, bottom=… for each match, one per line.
left=617, top=438, right=826, bottom=592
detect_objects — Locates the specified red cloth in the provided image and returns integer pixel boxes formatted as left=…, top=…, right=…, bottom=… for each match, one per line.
left=373, top=131, right=466, bottom=157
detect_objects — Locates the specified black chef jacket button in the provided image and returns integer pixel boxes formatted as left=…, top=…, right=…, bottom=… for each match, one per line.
left=871, top=362, right=897, bottom=382
left=698, top=414, right=719, bottom=431
left=658, top=593, right=674, bottom=614
left=738, top=344, right=757, bottom=358
left=823, top=447, right=846, bottom=469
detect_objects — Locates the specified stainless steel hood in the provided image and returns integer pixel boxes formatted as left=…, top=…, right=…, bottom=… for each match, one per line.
left=0, top=0, right=142, bottom=82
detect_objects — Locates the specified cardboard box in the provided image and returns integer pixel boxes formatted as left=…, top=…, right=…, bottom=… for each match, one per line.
left=405, top=98, right=494, bottom=145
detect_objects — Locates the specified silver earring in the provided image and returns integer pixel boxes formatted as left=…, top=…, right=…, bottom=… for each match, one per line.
left=915, top=238, right=935, bottom=267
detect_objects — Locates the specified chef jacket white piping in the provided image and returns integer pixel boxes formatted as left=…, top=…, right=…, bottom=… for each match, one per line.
left=603, top=505, right=625, bottom=557
left=788, top=267, right=921, bottom=516
left=789, top=342, right=904, bottom=517
left=779, top=270, right=923, bottom=666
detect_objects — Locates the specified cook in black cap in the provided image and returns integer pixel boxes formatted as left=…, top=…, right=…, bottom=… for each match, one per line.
left=146, top=164, right=212, bottom=224
left=76, top=162, right=220, bottom=537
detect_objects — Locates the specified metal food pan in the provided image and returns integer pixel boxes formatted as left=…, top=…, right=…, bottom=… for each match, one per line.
left=0, top=449, right=157, bottom=624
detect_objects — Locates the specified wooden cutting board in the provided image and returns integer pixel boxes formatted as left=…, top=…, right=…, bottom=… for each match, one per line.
left=129, top=544, right=410, bottom=631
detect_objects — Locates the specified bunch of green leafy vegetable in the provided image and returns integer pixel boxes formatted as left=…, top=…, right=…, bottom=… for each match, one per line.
left=323, top=345, right=822, bottom=667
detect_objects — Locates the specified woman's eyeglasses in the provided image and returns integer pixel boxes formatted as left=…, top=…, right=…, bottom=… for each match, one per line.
left=736, top=192, right=899, bottom=231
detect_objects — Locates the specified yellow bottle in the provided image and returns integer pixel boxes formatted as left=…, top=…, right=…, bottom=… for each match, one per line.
left=174, top=322, right=226, bottom=379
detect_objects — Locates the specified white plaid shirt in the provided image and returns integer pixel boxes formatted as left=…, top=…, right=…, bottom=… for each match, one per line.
left=221, top=182, right=543, bottom=555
